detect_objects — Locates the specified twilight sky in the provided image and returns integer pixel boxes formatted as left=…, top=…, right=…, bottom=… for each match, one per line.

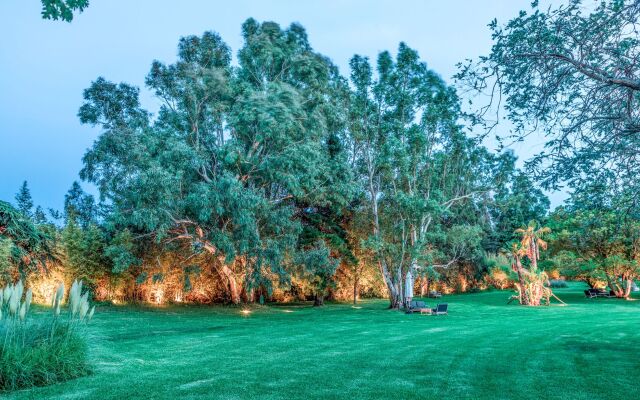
left=0, top=0, right=565, bottom=212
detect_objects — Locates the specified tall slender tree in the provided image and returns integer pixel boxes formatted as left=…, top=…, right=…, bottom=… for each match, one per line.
left=348, top=44, right=491, bottom=308
left=515, top=221, right=550, bottom=271
left=64, top=182, right=97, bottom=228
left=15, top=181, right=34, bottom=218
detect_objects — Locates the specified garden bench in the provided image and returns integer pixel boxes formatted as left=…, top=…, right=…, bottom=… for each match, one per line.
left=428, top=290, right=443, bottom=298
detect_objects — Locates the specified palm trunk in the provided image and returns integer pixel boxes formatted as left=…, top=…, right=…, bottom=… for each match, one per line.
left=515, top=258, right=529, bottom=305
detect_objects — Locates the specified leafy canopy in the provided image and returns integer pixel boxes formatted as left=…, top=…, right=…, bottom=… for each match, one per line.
left=458, top=0, right=640, bottom=194
left=78, top=19, right=353, bottom=291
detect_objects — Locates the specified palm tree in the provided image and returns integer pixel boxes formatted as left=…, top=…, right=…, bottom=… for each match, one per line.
left=515, top=221, right=551, bottom=271
left=503, top=241, right=528, bottom=304
left=504, top=221, right=553, bottom=306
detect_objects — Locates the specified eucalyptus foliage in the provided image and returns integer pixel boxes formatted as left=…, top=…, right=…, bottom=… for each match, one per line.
left=79, top=20, right=351, bottom=303
left=41, top=0, right=89, bottom=22
left=71, top=18, right=553, bottom=305
left=458, top=0, right=640, bottom=196
left=347, top=44, right=503, bottom=308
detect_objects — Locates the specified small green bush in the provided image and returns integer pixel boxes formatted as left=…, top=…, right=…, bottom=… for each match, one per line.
left=549, top=279, right=568, bottom=288
left=0, top=280, right=95, bottom=392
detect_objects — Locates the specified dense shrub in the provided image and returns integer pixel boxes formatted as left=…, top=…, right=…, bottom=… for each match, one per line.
left=0, top=280, right=95, bottom=392
left=548, top=279, right=568, bottom=288
left=483, top=254, right=513, bottom=290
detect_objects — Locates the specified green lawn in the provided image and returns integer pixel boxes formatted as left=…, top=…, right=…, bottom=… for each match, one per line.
left=8, top=283, right=640, bottom=400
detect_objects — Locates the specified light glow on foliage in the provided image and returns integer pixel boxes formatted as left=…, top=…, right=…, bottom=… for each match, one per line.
left=152, top=287, right=164, bottom=305
left=35, top=279, right=62, bottom=305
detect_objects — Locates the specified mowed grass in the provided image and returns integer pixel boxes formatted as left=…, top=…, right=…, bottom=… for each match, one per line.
left=7, top=283, right=640, bottom=400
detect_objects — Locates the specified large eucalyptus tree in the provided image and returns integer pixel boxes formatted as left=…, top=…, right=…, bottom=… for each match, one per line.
left=79, top=20, right=351, bottom=303
left=348, top=44, right=491, bottom=308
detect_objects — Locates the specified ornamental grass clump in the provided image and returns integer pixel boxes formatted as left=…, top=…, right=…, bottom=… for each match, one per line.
left=0, top=279, right=96, bottom=392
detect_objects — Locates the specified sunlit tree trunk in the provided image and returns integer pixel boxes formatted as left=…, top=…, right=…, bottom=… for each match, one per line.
left=606, top=274, right=633, bottom=299
left=219, top=264, right=240, bottom=304
left=353, top=275, right=359, bottom=304
left=200, top=241, right=241, bottom=304
left=514, top=257, right=528, bottom=305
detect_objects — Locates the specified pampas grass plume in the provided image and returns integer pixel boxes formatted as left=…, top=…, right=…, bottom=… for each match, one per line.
left=25, top=288, right=32, bottom=313
left=19, top=301, right=26, bottom=321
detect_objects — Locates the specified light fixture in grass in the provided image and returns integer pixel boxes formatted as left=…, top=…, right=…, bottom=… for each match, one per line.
left=0, top=279, right=95, bottom=392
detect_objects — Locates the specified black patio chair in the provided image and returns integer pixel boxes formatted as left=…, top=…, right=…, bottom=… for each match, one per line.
left=431, top=303, right=448, bottom=315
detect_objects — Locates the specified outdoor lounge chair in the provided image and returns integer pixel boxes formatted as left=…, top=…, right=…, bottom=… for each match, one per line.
left=584, top=288, right=615, bottom=299
left=430, top=303, right=448, bottom=315
left=585, top=288, right=614, bottom=298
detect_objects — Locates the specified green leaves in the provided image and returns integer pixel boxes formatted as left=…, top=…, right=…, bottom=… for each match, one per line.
left=78, top=20, right=352, bottom=292
left=41, top=0, right=89, bottom=22
left=347, top=42, right=499, bottom=306
left=15, top=182, right=33, bottom=218
left=547, top=188, right=640, bottom=289
left=460, top=0, right=640, bottom=194
left=0, top=201, right=54, bottom=281
left=294, top=240, right=339, bottom=294
left=104, top=229, right=139, bottom=274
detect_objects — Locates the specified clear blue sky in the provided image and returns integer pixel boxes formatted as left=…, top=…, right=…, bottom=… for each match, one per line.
left=0, top=0, right=565, bottom=212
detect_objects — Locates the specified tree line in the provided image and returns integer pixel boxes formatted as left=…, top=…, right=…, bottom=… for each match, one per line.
left=1, top=20, right=550, bottom=308
left=5, top=0, right=640, bottom=306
